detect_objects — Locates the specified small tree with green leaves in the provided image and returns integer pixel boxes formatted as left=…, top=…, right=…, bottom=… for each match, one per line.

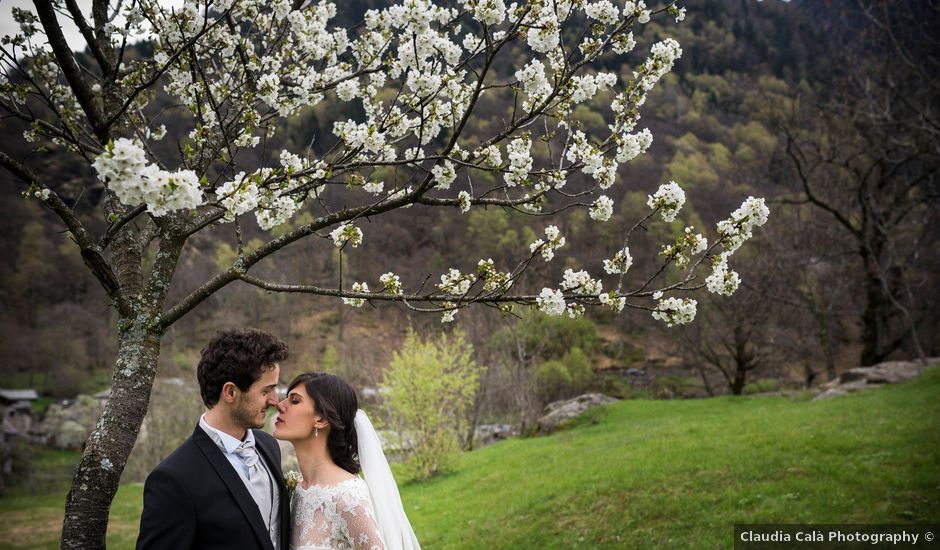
left=382, top=329, right=479, bottom=481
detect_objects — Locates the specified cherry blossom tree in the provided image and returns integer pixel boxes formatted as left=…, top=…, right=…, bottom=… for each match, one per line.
left=0, top=0, right=767, bottom=546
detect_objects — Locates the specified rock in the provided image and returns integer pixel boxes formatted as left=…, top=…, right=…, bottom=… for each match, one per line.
left=473, top=424, right=516, bottom=447
left=813, top=358, right=937, bottom=400
left=813, top=388, right=849, bottom=401
left=537, top=393, right=618, bottom=435
left=52, top=420, right=88, bottom=450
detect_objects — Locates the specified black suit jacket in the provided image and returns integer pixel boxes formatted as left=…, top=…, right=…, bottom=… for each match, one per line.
left=136, top=425, right=291, bottom=550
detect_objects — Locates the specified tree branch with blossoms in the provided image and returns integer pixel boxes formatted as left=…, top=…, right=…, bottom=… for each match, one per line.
left=0, top=0, right=762, bottom=546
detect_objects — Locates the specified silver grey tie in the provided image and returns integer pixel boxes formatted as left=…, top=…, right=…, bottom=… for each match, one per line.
left=233, top=439, right=277, bottom=548
left=233, top=440, right=261, bottom=481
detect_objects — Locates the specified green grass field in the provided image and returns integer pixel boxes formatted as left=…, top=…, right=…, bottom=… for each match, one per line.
left=2, top=366, right=938, bottom=549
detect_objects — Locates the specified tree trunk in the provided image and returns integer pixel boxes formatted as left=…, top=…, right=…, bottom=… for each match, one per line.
left=860, top=243, right=888, bottom=366
left=60, top=319, right=162, bottom=549
left=730, top=367, right=747, bottom=395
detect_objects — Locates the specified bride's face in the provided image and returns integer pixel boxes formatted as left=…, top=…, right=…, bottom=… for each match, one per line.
left=273, top=384, right=323, bottom=441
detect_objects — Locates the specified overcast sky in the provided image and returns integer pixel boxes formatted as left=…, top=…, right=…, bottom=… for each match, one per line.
left=0, top=0, right=183, bottom=52
left=2, top=0, right=90, bottom=50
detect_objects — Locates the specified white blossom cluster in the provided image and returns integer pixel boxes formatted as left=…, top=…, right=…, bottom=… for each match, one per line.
left=584, top=0, right=620, bottom=25
left=705, top=253, right=740, bottom=296
left=603, top=246, right=633, bottom=275
left=647, top=181, right=686, bottom=222
left=457, top=191, right=472, bottom=213
left=505, top=136, right=533, bottom=187
left=529, top=225, right=566, bottom=261
left=660, top=226, right=707, bottom=269
left=478, top=259, right=513, bottom=293
left=615, top=128, right=653, bottom=163
left=716, top=196, right=770, bottom=253
left=515, top=59, right=552, bottom=111
left=590, top=196, right=615, bottom=221
left=441, top=302, right=457, bottom=323
left=437, top=268, right=474, bottom=295
left=379, top=272, right=403, bottom=295
left=92, top=138, right=203, bottom=217
left=703, top=196, right=770, bottom=296
left=652, top=297, right=697, bottom=327
left=217, top=172, right=260, bottom=221
left=599, top=291, right=627, bottom=312
left=560, top=269, right=603, bottom=295
left=460, top=0, right=507, bottom=26
left=363, top=180, right=385, bottom=194
left=565, top=131, right=616, bottom=189
left=536, top=287, right=567, bottom=316
left=342, top=282, right=369, bottom=307
left=432, top=161, right=457, bottom=190
left=330, top=223, right=363, bottom=248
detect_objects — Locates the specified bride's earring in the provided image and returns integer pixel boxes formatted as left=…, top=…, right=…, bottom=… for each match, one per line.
left=315, top=427, right=319, bottom=438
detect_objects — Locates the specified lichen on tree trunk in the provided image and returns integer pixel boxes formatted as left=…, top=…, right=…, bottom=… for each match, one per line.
left=60, top=322, right=162, bottom=549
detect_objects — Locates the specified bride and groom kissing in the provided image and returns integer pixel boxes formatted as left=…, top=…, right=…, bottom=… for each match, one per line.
left=136, top=328, right=420, bottom=550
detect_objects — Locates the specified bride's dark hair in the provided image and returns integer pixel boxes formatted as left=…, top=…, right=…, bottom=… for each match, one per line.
left=287, top=372, right=361, bottom=475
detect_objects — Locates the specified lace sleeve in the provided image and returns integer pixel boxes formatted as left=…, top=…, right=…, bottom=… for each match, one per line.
left=339, top=480, right=386, bottom=550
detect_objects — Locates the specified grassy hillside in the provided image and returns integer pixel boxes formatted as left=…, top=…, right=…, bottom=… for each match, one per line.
left=2, top=366, right=937, bottom=549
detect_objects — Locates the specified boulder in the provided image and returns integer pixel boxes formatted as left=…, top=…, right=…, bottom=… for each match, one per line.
left=537, top=393, right=618, bottom=435
left=473, top=424, right=516, bottom=447
left=813, top=358, right=936, bottom=401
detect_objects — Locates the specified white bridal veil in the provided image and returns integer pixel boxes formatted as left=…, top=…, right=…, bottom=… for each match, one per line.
left=354, top=409, right=421, bottom=550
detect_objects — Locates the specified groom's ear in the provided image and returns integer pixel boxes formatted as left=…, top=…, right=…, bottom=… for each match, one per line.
left=220, top=381, right=239, bottom=403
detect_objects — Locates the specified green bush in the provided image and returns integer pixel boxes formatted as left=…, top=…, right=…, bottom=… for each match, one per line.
left=382, top=329, right=480, bottom=481
left=536, top=347, right=596, bottom=402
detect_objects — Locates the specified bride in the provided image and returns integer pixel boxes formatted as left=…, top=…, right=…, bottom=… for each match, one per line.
left=273, top=372, right=420, bottom=550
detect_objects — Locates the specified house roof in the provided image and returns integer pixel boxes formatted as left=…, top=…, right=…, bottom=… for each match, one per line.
left=0, top=389, right=39, bottom=401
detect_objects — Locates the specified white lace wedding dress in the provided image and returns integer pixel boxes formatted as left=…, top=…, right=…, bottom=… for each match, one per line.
left=290, top=477, right=386, bottom=550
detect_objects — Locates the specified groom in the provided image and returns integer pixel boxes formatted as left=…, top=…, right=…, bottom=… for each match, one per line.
left=136, top=328, right=291, bottom=550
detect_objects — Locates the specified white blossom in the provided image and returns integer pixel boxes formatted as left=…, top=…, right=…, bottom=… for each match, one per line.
left=380, top=272, right=403, bottom=295
left=585, top=1, right=620, bottom=25
left=598, top=291, right=626, bottom=312
left=505, top=135, right=532, bottom=187
left=590, top=195, right=614, bottom=221
left=560, top=268, right=603, bottom=295
left=432, top=161, right=457, bottom=190
left=342, top=282, right=369, bottom=307
left=652, top=297, right=697, bottom=327
left=603, top=246, right=633, bottom=275
left=330, top=223, right=363, bottom=248
left=647, top=181, right=685, bottom=222
left=336, top=79, right=360, bottom=101
left=530, top=225, right=565, bottom=261
left=437, top=268, right=473, bottom=295
left=705, top=253, right=740, bottom=296
left=536, top=288, right=566, bottom=316
left=477, top=258, right=512, bottom=292
left=92, top=138, right=203, bottom=217
left=363, top=180, right=385, bottom=194
left=717, top=196, right=770, bottom=253
left=457, top=190, right=472, bottom=213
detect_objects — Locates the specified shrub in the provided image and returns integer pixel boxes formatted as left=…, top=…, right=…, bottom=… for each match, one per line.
left=382, top=329, right=479, bottom=481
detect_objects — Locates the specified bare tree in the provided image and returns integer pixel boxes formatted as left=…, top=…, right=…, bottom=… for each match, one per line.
left=775, top=0, right=940, bottom=366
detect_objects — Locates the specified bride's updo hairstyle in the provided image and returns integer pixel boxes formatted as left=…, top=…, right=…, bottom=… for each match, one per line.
left=288, top=372, right=361, bottom=475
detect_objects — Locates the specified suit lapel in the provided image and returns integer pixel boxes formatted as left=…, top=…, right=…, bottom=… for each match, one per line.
left=191, top=426, right=275, bottom=550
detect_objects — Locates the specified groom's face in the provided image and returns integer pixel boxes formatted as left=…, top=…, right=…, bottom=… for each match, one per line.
left=232, top=362, right=281, bottom=429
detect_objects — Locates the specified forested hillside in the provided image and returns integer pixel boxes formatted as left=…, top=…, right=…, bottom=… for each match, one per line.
left=1, top=0, right=936, bottom=417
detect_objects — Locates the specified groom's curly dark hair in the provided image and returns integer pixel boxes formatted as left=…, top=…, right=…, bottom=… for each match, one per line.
left=198, top=328, right=289, bottom=407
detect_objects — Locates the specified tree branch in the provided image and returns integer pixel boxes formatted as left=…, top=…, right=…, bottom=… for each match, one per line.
left=0, top=151, right=124, bottom=306
left=32, top=0, right=107, bottom=142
